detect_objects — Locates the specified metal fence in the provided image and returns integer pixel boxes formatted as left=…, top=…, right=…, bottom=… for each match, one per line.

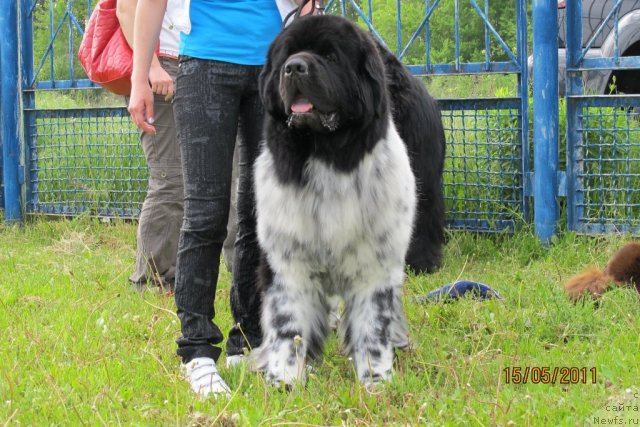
left=2, top=0, right=639, bottom=240
left=28, top=108, right=143, bottom=216
left=331, top=0, right=531, bottom=234
left=565, top=0, right=640, bottom=235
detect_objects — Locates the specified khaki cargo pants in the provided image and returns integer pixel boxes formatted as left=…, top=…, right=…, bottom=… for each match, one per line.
left=129, top=57, right=238, bottom=291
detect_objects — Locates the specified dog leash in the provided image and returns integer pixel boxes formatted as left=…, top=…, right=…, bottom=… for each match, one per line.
left=282, top=0, right=325, bottom=28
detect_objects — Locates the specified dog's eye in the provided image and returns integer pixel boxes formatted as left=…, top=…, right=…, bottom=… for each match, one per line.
left=325, top=53, right=338, bottom=63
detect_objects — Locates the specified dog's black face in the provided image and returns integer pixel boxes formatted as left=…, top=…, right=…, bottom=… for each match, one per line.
left=259, top=15, right=392, bottom=182
left=278, top=51, right=341, bottom=132
left=259, top=15, right=387, bottom=135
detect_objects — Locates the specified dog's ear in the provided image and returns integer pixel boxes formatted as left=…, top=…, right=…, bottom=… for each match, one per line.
left=258, top=55, right=276, bottom=113
left=259, top=40, right=285, bottom=117
left=359, top=36, right=387, bottom=119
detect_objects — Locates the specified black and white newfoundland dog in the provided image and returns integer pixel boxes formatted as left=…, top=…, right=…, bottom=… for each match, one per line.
left=252, top=15, right=445, bottom=387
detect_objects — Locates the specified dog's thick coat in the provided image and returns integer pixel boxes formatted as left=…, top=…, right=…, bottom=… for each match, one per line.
left=253, top=15, right=444, bottom=387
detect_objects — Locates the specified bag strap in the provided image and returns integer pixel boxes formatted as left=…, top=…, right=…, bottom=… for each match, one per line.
left=282, top=0, right=325, bottom=28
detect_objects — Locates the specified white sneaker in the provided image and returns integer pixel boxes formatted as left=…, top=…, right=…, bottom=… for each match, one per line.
left=183, top=357, right=231, bottom=398
left=225, top=354, right=246, bottom=368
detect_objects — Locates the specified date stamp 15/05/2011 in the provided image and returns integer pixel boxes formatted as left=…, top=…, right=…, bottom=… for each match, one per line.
left=503, top=367, right=597, bottom=385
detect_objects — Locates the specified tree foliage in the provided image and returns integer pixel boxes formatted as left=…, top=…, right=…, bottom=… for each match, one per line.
left=329, top=0, right=521, bottom=66
left=30, top=0, right=523, bottom=82
left=31, top=0, right=93, bottom=83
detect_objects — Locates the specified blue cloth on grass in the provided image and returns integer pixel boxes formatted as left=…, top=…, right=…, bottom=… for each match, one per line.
left=417, top=280, right=502, bottom=303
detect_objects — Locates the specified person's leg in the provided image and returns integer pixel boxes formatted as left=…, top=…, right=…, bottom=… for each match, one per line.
left=129, top=57, right=182, bottom=292
left=173, top=58, right=242, bottom=364
left=226, top=65, right=266, bottom=358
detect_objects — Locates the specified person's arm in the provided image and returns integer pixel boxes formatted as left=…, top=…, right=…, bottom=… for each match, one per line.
left=116, top=0, right=174, bottom=100
left=127, top=0, right=167, bottom=133
left=115, top=0, right=141, bottom=51
left=296, top=0, right=317, bottom=15
left=279, top=0, right=321, bottom=23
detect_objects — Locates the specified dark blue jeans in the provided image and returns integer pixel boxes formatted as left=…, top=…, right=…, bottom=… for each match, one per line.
left=173, top=57, right=263, bottom=363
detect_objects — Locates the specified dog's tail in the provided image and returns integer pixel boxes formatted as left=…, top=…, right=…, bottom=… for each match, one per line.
left=564, top=242, right=640, bottom=301
left=564, top=267, right=616, bottom=301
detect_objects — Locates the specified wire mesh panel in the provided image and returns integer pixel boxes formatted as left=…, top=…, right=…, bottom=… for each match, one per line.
left=26, top=107, right=145, bottom=217
left=440, top=98, right=525, bottom=232
left=569, top=96, right=640, bottom=233
left=564, top=0, right=640, bottom=235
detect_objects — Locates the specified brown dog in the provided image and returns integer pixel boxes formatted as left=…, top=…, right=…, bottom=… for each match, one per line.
left=565, top=242, right=640, bottom=301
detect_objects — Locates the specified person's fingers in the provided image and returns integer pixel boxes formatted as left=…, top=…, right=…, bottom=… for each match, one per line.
left=167, top=80, right=174, bottom=99
left=151, top=80, right=173, bottom=96
left=165, top=87, right=174, bottom=102
left=128, top=103, right=144, bottom=129
left=128, top=96, right=156, bottom=134
left=142, top=98, right=156, bottom=133
left=164, top=94, right=173, bottom=102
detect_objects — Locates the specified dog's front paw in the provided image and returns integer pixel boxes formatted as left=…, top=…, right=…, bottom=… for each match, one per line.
left=264, top=360, right=306, bottom=389
left=359, top=367, right=392, bottom=390
left=260, top=335, right=307, bottom=388
left=265, top=373, right=302, bottom=392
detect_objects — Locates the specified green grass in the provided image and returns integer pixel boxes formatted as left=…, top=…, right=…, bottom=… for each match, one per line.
left=427, top=74, right=518, bottom=100
left=1, top=218, right=640, bottom=425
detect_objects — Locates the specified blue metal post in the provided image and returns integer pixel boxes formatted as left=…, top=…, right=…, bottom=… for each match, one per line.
left=516, top=0, right=530, bottom=222
left=0, top=41, right=3, bottom=211
left=21, top=0, right=35, bottom=215
left=565, top=0, right=584, bottom=231
left=0, top=50, right=3, bottom=214
left=0, top=0, right=23, bottom=222
left=532, top=0, right=559, bottom=242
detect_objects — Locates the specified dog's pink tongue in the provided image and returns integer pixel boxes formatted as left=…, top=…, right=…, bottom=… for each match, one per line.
left=291, top=99, right=313, bottom=113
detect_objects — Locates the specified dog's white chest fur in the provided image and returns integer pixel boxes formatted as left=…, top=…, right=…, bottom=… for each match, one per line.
left=254, top=120, right=416, bottom=294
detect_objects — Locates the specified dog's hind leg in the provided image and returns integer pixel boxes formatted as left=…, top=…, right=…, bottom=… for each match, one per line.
left=255, top=274, right=330, bottom=388
left=341, top=283, right=408, bottom=388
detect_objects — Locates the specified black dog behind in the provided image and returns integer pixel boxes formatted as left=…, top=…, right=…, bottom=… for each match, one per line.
left=377, top=44, right=446, bottom=274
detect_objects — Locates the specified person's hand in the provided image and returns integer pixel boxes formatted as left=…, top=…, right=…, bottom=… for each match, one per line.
left=149, top=59, right=174, bottom=101
left=128, top=78, right=156, bottom=134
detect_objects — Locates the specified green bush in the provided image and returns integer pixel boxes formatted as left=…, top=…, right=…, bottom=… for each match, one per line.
left=32, top=0, right=92, bottom=83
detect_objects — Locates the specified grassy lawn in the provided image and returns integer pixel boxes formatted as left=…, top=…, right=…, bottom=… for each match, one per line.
left=1, top=218, right=639, bottom=426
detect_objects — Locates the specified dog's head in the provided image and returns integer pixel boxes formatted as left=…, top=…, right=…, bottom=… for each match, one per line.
left=259, top=15, right=388, bottom=134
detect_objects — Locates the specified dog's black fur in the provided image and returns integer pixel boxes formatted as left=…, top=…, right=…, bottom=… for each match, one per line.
left=259, top=15, right=446, bottom=274
left=377, top=44, right=446, bottom=273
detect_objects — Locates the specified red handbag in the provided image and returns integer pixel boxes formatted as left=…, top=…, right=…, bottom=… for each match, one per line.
left=78, top=0, right=132, bottom=95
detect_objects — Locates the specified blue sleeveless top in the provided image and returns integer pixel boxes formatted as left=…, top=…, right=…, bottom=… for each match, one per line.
left=180, top=0, right=282, bottom=65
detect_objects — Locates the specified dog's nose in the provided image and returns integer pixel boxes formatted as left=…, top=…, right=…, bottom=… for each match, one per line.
left=284, top=56, right=309, bottom=76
